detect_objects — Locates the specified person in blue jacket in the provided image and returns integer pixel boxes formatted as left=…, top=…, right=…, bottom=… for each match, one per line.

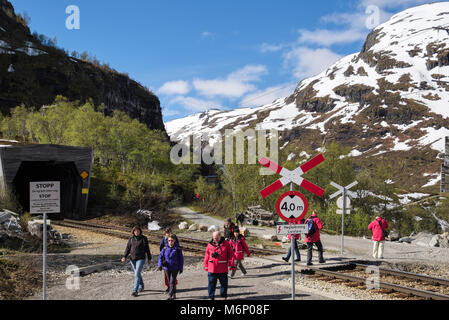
left=160, top=228, right=180, bottom=292
left=158, top=234, right=184, bottom=300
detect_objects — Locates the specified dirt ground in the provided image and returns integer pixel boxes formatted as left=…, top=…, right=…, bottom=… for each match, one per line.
left=22, top=210, right=449, bottom=300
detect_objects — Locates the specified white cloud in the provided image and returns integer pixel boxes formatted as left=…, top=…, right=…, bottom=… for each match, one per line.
left=193, top=64, right=267, bottom=99
left=283, top=47, right=343, bottom=79
left=169, top=96, right=222, bottom=112
left=201, top=31, right=215, bottom=40
left=162, top=108, right=181, bottom=117
left=358, top=0, right=430, bottom=10
left=158, top=80, right=190, bottom=95
left=260, top=42, right=285, bottom=53
left=240, top=83, right=297, bottom=108
left=297, top=28, right=367, bottom=46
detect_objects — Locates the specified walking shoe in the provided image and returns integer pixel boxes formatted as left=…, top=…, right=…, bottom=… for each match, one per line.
left=282, top=257, right=289, bottom=263
left=319, top=260, right=326, bottom=264
left=131, top=292, right=138, bottom=297
left=294, top=258, right=301, bottom=262
left=138, top=287, right=144, bottom=293
left=306, top=262, right=313, bottom=266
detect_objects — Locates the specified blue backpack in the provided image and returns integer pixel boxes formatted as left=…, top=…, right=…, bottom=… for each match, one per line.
left=306, top=218, right=316, bottom=237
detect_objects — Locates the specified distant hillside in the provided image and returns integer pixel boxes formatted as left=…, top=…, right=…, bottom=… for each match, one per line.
left=166, top=2, right=449, bottom=193
left=0, top=0, right=165, bottom=131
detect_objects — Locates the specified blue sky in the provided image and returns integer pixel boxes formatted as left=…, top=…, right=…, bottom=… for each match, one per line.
left=10, top=0, right=437, bottom=122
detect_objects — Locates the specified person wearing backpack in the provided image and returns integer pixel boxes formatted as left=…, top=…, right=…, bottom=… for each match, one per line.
left=160, top=228, right=179, bottom=293
left=229, top=228, right=251, bottom=278
left=158, top=234, right=184, bottom=300
left=282, top=219, right=304, bottom=263
left=304, top=212, right=325, bottom=266
left=368, top=216, right=389, bottom=259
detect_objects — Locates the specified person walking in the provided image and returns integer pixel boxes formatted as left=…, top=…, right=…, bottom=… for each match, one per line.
left=368, top=216, right=389, bottom=259
left=282, top=219, right=304, bottom=263
left=121, top=226, right=152, bottom=297
left=304, top=212, right=325, bottom=266
left=235, top=212, right=245, bottom=227
left=223, top=217, right=236, bottom=241
left=158, top=234, right=184, bottom=300
left=160, top=228, right=179, bottom=293
left=229, top=228, right=250, bottom=278
left=204, top=231, right=235, bottom=300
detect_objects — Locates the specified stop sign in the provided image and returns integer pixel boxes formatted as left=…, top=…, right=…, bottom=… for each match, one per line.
left=276, top=191, right=308, bottom=223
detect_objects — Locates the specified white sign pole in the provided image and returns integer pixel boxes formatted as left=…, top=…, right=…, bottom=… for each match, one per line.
left=43, top=212, right=47, bottom=301
left=341, top=188, right=346, bottom=255
left=290, top=182, right=295, bottom=301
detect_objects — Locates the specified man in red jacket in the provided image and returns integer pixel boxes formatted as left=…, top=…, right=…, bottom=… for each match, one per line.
left=368, top=216, right=389, bottom=259
left=204, top=231, right=235, bottom=300
left=304, top=212, right=325, bottom=266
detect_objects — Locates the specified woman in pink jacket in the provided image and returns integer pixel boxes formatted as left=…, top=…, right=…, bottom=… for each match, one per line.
left=204, top=231, right=235, bottom=300
left=229, top=228, right=251, bottom=278
left=368, top=216, right=389, bottom=259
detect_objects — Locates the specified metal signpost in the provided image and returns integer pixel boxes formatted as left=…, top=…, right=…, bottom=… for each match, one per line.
left=259, top=155, right=325, bottom=300
left=329, top=181, right=358, bottom=255
left=30, top=181, right=61, bottom=301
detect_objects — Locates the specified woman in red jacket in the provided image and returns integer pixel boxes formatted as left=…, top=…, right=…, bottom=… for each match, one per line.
left=304, top=212, right=325, bottom=266
left=368, top=216, right=389, bottom=259
left=229, top=228, right=251, bottom=278
left=204, top=231, right=235, bottom=300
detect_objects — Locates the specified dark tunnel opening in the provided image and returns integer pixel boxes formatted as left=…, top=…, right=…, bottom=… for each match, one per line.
left=13, top=161, right=83, bottom=219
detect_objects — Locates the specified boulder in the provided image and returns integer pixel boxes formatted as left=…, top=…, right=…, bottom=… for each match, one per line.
left=439, top=237, right=449, bottom=248
left=281, top=236, right=289, bottom=243
left=398, top=237, right=413, bottom=244
left=262, top=235, right=278, bottom=241
left=207, top=225, right=219, bottom=232
left=188, top=223, right=199, bottom=231
left=240, top=227, right=250, bottom=237
left=388, top=230, right=401, bottom=241
left=27, top=220, right=51, bottom=238
left=178, top=222, right=189, bottom=230
left=411, top=232, right=435, bottom=248
left=429, top=235, right=441, bottom=247
left=199, top=225, right=208, bottom=232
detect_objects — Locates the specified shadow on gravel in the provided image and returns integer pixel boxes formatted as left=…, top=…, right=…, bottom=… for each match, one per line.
left=176, top=284, right=253, bottom=294
left=246, top=263, right=284, bottom=270
left=245, top=293, right=309, bottom=300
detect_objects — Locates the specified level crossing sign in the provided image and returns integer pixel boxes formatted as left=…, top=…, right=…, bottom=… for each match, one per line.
left=259, top=154, right=325, bottom=198
left=276, top=191, right=308, bottom=223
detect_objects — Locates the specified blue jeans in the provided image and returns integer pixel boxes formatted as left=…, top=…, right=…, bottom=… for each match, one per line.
left=285, top=239, right=301, bottom=261
left=207, top=272, right=228, bottom=299
left=130, top=259, right=146, bottom=293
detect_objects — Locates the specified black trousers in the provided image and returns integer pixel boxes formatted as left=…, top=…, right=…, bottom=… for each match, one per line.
left=164, top=270, right=179, bottom=297
left=307, top=240, right=324, bottom=263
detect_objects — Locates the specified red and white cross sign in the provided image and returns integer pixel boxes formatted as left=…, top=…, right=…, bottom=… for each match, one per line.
left=259, top=154, right=325, bottom=198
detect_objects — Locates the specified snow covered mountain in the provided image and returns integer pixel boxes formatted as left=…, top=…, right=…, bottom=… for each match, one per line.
left=166, top=2, right=449, bottom=192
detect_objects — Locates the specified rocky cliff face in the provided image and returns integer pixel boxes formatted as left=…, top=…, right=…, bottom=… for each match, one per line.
left=166, top=2, right=449, bottom=193
left=0, top=0, right=165, bottom=131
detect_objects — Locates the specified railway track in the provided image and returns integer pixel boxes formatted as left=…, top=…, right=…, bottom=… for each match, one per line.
left=52, top=219, right=283, bottom=256
left=308, top=263, right=449, bottom=300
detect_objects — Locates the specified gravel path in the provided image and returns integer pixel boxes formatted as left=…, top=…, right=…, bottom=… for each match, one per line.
left=23, top=207, right=449, bottom=300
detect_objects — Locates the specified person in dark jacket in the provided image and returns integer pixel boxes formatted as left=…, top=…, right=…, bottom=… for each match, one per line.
left=121, top=226, right=152, bottom=297
left=223, top=217, right=236, bottom=241
left=235, top=212, right=245, bottom=227
left=158, top=234, right=184, bottom=300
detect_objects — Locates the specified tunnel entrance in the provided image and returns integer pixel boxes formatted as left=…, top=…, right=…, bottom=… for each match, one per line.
left=13, top=161, right=83, bottom=219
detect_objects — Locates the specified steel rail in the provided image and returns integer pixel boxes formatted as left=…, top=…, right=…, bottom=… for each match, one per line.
left=353, top=263, right=449, bottom=286
left=52, top=220, right=283, bottom=256
left=311, top=267, right=449, bottom=300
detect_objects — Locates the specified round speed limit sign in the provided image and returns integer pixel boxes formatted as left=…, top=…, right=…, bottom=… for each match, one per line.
left=276, top=191, right=309, bottom=223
